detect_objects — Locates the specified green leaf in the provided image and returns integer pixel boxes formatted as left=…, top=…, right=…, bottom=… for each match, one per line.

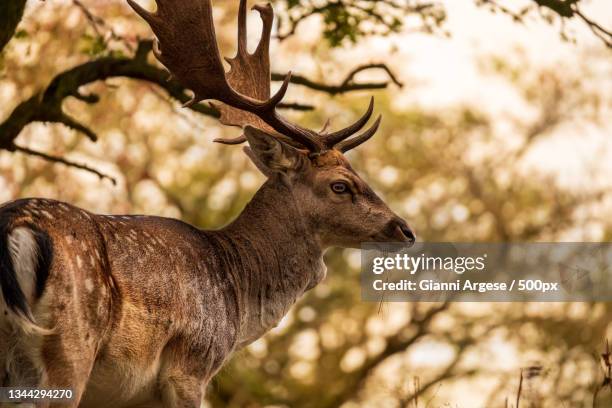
left=78, top=34, right=107, bottom=57
left=14, top=29, right=28, bottom=39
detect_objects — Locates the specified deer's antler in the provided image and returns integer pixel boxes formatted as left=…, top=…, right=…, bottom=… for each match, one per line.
left=128, top=0, right=381, bottom=153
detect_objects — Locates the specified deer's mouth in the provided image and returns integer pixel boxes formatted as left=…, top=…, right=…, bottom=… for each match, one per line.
left=371, top=219, right=416, bottom=246
left=391, top=224, right=416, bottom=245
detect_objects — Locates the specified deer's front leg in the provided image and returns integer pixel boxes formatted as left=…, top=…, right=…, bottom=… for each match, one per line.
left=158, top=340, right=213, bottom=408
left=159, top=370, right=205, bottom=408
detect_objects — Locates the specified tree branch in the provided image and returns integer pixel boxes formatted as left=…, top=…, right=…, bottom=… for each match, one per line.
left=478, top=0, right=612, bottom=48
left=274, top=0, right=446, bottom=46
left=573, top=8, right=612, bottom=48
left=277, top=102, right=314, bottom=111
left=272, top=63, right=403, bottom=96
left=324, top=303, right=450, bottom=408
left=0, top=37, right=401, bottom=180
left=12, top=145, right=116, bottom=185
left=0, top=40, right=218, bottom=150
left=342, top=63, right=403, bottom=89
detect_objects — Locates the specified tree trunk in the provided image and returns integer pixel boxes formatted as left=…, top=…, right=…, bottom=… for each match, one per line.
left=0, top=0, right=27, bottom=53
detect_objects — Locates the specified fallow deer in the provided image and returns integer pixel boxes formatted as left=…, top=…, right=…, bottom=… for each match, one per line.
left=0, top=0, right=415, bottom=406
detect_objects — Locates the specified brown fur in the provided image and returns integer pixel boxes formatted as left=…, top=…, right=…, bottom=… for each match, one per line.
left=0, top=128, right=413, bottom=407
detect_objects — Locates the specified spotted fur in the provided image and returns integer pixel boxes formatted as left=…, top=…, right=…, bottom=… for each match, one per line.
left=0, top=131, right=413, bottom=407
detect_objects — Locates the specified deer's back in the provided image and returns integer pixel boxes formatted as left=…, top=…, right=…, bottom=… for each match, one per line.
left=0, top=198, right=239, bottom=407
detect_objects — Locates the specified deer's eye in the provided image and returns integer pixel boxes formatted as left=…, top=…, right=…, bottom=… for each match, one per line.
left=331, top=182, right=349, bottom=194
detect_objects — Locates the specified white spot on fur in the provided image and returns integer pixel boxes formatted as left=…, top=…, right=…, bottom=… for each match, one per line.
left=90, top=255, right=96, bottom=267
left=7, top=227, right=39, bottom=302
left=76, top=255, right=83, bottom=269
left=85, top=279, right=94, bottom=293
left=40, top=210, right=54, bottom=220
left=95, top=249, right=101, bottom=260
left=65, top=235, right=74, bottom=244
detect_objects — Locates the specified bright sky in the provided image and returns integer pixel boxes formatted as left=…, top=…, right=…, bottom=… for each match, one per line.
left=398, top=0, right=612, bottom=185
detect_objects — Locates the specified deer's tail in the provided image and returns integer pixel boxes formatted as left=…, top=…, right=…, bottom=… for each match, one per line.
left=0, top=218, right=53, bottom=334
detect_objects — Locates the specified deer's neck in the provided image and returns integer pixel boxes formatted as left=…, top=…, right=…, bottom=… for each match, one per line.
left=215, top=181, right=326, bottom=347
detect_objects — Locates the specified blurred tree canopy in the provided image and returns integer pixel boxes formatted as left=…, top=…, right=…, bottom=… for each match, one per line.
left=276, top=0, right=611, bottom=47
left=0, top=1, right=611, bottom=407
left=0, top=0, right=609, bottom=172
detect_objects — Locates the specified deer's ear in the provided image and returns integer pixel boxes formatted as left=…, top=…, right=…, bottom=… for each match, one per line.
left=243, top=126, right=306, bottom=181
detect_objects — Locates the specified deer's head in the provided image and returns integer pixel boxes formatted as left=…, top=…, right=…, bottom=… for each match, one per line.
left=241, top=126, right=414, bottom=248
left=128, top=0, right=415, bottom=249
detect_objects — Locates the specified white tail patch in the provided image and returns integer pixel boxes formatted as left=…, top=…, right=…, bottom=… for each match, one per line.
left=4, top=227, right=53, bottom=335
left=7, top=227, right=39, bottom=303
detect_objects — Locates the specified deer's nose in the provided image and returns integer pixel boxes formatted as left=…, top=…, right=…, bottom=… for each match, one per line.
left=390, top=218, right=416, bottom=246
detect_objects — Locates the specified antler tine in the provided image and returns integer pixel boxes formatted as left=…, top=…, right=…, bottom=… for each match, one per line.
left=127, top=0, right=157, bottom=25
left=215, top=132, right=311, bottom=150
left=335, top=115, right=382, bottom=153
left=214, top=135, right=247, bottom=145
left=265, top=72, right=292, bottom=108
left=252, top=3, right=273, bottom=56
left=319, top=119, right=332, bottom=134
left=324, top=97, right=375, bottom=148
left=235, top=1, right=272, bottom=57
left=236, top=0, right=248, bottom=56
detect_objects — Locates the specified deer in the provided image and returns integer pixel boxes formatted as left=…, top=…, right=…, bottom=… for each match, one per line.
left=0, top=0, right=415, bottom=407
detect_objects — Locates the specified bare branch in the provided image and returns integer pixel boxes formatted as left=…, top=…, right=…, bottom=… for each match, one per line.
left=0, top=40, right=219, bottom=152
left=277, top=102, right=314, bottom=111
left=12, top=145, right=116, bottom=185
left=478, top=0, right=612, bottom=48
left=72, top=0, right=103, bottom=38
left=56, top=112, right=98, bottom=142
left=72, top=0, right=134, bottom=51
left=275, top=4, right=333, bottom=42
left=574, top=8, right=612, bottom=48
left=272, top=63, right=402, bottom=96
left=475, top=0, right=532, bottom=22
left=324, top=303, right=450, bottom=408
left=341, top=63, right=404, bottom=88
